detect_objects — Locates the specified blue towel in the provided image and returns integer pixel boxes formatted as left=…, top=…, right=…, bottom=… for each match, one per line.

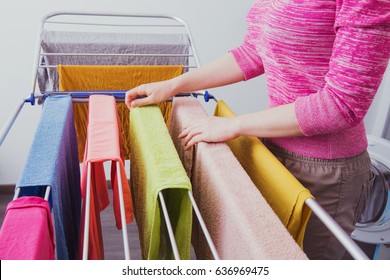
left=16, top=96, right=81, bottom=260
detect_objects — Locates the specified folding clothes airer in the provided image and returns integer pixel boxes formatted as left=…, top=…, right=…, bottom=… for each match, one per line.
left=0, top=12, right=218, bottom=260
left=0, top=11, right=372, bottom=260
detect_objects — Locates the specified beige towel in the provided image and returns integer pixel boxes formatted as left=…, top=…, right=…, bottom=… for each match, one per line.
left=214, top=100, right=313, bottom=247
left=168, top=97, right=307, bottom=260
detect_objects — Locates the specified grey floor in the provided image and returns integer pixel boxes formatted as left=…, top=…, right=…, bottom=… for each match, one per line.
left=100, top=185, right=143, bottom=260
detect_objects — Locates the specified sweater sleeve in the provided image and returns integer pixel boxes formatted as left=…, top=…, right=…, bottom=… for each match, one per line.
left=230, top=5, right=265, bottom=80
left=295, top=0, right=390, bottom=136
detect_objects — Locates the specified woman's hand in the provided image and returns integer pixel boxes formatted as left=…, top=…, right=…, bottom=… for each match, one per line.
left=178, top=116, right=240, bottom=149
left=125, top=53, right=245, bottom=109
left=125, top=80, right=176, bottom=109
left=178, top=103, right=303, bottom=150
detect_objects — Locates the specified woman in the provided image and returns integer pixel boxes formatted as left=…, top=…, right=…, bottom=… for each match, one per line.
left=126, top=1, right=390, bottom=259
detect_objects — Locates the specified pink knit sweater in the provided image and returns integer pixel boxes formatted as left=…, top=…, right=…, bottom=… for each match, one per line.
left=231, top=0, right=390, bottom=159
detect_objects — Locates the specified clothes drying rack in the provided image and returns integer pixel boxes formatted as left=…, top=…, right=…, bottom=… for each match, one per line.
left=1, top=11, right=218, bottom=261
left=0, top=11, right=368, bottom=260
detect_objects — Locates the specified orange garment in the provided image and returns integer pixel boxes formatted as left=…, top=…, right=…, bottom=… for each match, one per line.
left=79, top=95, right=133, bottom=260
left=57, top=65, right=183, bottom=162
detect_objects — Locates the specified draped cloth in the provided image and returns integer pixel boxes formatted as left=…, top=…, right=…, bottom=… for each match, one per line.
left=16, top=96, right=81, bottom=259
left=38, top=30, right=190, bottom=92
left=129, top=105, right=192, bottom=260
left=79, top=95, right=133, bottom=260
left=168, top=96, right=307, bottom=259
left=214, top=100, right=313, bottom=247
left=0, top=196, right=55, bottom=260
left=57, top=65, right=183, bottom=162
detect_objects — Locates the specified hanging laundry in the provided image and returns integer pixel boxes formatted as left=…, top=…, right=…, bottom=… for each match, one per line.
left=168, top=96, right=307, bottom=260
left=38, top=31, right=190, bottom=92
left=16, top=96, right=81, bottom=260
left=79, top=95, right=133, bottom=260
left=129, top=105, right=192, bottom=260
left=0, top=196, right=55, bottom=260
left=214, top=100, right=313, bottom=247
left=57, top=65, right=183, bottom=162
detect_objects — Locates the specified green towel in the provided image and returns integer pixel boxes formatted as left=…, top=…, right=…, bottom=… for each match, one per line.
left=129, top=105, right=192, bottom=260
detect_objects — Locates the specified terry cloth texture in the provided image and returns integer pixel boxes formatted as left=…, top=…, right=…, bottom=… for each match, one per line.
left=214, top=100, right=313, bottom=247
left=168, top=96, right=307, bottom=260
left=16, top=95, right=81, bottom=260
left=129, top=105, right=192, bottom=260
left=38, top=30, right=189, bottom=91
left=58, top=65, right=183, bottom=162
left=79, top=95, right=133, bottom=260
left=0, top=196, right=55, bottom=260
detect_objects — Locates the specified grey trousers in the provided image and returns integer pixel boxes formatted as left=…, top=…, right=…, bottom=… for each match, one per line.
left=264, top=140, right=373, bottom=260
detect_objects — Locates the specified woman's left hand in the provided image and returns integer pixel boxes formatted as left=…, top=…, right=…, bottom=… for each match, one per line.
left=178, top=116, right=240, bottom=149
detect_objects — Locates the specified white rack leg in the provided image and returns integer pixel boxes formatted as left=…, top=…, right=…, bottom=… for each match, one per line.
left=44, top=186, right=51, bottom=201
left=116, top=161, right=131, bottom=260
left=13, top=187, right=21, bottom=201
left=14, top=185, right=51, bottom=201
left=82, top=162, right=92, bottom=260
left=187, top=191, right=220, bottom=260
left=305, top=198, right=369, bottom=260
left=158, top=192, right=180, bottom=260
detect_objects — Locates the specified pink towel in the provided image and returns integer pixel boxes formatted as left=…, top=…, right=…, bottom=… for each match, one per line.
left=0, top=196, right=55, bottom=260
left=79, top=95, right=134, bottom=260
left=168, top=97, right=307, bottom=260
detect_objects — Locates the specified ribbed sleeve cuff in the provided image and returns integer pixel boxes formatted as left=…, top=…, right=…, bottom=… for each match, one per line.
left=230, top=47, right=264, bottom=81
left=295, top=92, right=350, bottom=136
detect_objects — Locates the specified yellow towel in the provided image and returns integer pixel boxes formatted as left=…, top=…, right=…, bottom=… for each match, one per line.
left=57, top=65, right=182, bottom=162
left=214, top=100, right=313, bottom=247
left=129, top=105, right=192, bottom=260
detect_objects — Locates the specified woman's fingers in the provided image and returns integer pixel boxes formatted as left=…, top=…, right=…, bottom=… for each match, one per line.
left=125, top=81, right=174, bottom=109
left=179, top=116, right=238, bottom=149
left=125, top=85, right=148, bottom=108
left=183, top=127, right=203, bottom=147
left=184, top=134, right=204, bottom=150
left=129, top=95, right=153, bottom=108
left=179, top=118, right=212, bottom=148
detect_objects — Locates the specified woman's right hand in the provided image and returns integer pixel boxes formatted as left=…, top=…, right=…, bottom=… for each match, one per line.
left=125, top=80, right=177, bottom=109
left=125, top=53, right=245, bottom=109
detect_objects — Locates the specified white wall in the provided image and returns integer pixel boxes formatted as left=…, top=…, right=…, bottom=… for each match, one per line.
left=0, top=0, right=265, bottom=184
left=0, top=0, right=388, bottom=185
